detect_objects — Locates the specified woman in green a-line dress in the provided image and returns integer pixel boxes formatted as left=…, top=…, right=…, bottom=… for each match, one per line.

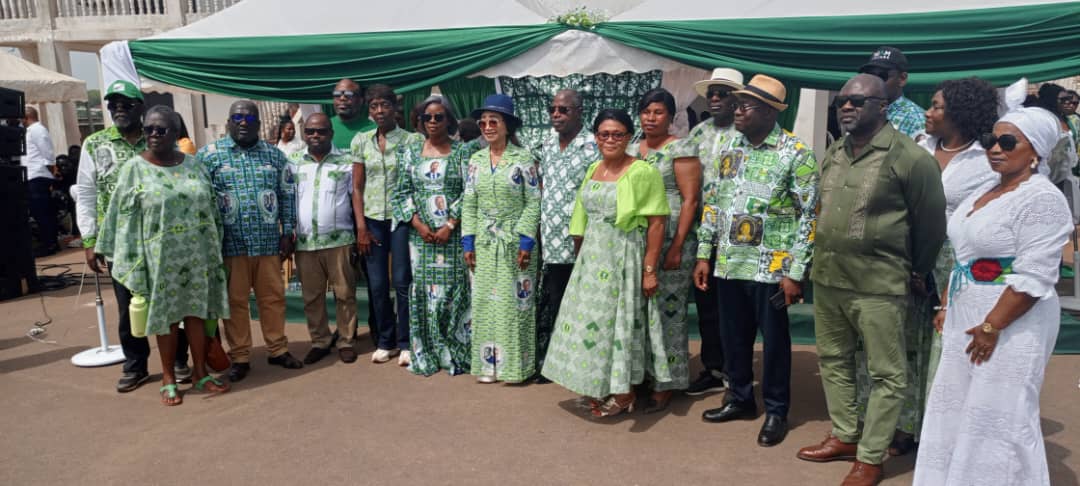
left=96, top=106, right=230, bottom=406
left=542, top=109, right=671, bottom=418
left=461, top=94, right=541, bottom=384
left=630, top=88, right=701, bottom=411
left=393, top=97, right=477, bottom=376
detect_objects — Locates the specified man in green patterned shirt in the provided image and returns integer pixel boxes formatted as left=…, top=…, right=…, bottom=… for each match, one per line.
left=289, top=113, right=359, bottom=365
left=351, top=84, right=424, bottom=364
left=533, top=89, right=598, bottom=379
left=75, top=80, right=190, bottom=392
left=683, top=67, right=744, bottom=396
left=693, top=75, right=818, bottom=448
left=858, top=47, right=926, bottom=140
left=796, top=74, right=945, bottom=486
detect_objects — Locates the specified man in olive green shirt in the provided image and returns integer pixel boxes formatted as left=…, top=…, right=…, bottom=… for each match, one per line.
left=796, top=74, right=945, bottom=486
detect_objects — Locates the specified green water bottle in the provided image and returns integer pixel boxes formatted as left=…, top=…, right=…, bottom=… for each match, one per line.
left=130, top=294, right=148, bottom=338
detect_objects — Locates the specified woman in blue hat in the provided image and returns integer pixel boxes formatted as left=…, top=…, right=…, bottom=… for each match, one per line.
left=461, top=94, right=541, bottom=384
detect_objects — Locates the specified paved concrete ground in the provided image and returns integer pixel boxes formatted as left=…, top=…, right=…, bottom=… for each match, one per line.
left=2, top=250, right=1077, bottom=485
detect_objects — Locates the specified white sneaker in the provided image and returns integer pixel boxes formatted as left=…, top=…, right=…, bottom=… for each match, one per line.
left=372, top=348, right=393, bottom=363
left=397, top=350, right=411, bottom=367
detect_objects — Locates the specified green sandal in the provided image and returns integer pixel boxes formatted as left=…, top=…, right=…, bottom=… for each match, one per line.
left=160, top=384, right=182, bottom=406
left=194, top=375, right=230, bottom=394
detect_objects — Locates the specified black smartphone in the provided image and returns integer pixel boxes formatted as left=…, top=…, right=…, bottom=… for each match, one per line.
left=769, top=289, right=788, bottom=310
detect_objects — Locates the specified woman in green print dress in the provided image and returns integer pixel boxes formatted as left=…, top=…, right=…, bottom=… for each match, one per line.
left=393, top=96, right=476, bottom=376
left=542, top=109, right=671, bottom=417
left=96, top=106, right=230, bottom=406
left=461, top=94, right=541, bottom=384
left=629, top=88, right=701, bottom=412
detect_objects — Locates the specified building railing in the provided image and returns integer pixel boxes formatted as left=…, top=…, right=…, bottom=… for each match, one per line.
left=56, top=0, right=167, bottom=17
left=185, top=0, right=238, bottom=15
left=0, top=0, right=37, bottom=20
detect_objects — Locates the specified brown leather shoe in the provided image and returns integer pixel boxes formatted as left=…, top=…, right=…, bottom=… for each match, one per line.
left=338, top=347, right=358, bottom=363
left=840, top=461, right=883, bottom=486
left=796, top=434, right=858, bottom=462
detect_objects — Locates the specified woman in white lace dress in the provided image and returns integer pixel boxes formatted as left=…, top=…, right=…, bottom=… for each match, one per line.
left=915, top=106, right=1072, bottom=485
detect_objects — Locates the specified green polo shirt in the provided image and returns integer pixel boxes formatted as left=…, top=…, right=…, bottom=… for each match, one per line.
left=330, top=114, right=375, bottom=150
left=811, top=124, right=946, bottom=296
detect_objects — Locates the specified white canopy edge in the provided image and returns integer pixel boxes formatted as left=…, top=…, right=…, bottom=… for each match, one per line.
left=0, top=51, right=87, bottom=104
left=613, top=0, right=1078, bottom=20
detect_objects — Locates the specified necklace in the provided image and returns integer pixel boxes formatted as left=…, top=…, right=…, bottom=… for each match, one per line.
left=938, top=138, right=974, bottom=153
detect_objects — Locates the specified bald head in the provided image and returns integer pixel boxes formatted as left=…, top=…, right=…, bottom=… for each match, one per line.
left=333, top=78, right=363, bottom=120
left=304, top=112, right=332, bottom=156
left=836, top=74, right=889, bottom=137
left=227, top=100, right=260, bottom=147
left=551, top=89, right=584, bottom=138
left=307, top=112, right=330, bottom=126
left=24, top=106, right=38, bottom=123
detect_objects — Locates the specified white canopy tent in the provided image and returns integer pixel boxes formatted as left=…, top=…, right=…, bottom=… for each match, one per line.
left=1, top=50, right=87, bottom=104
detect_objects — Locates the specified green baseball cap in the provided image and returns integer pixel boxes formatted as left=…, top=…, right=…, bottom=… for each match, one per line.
left=104, top=80, right=144, bottom=101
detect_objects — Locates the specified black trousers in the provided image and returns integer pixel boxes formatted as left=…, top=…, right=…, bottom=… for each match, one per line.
left=536, top=263, right=573, bottom=369
left=716, top=278, right=791, bottom=417
left=693, top=257, right=724, bottom=373
left=110, top=266, right=188, bottom=374
left=28, top=177, right=57, bottom=252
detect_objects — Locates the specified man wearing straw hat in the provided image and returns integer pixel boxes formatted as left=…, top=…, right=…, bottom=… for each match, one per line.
left=694, top=74, right=819, bottom=448
left=682, top=68, right=744, bottom=397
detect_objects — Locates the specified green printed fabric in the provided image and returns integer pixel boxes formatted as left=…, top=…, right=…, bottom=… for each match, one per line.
left=288, top=149, right=356, bottom=252
left=350, top=126, right=424, bottom=223
left=461, top=144, right=541, bottom=382
left=96, top=155, right=229, bottom=335
left=541, top=180, right=670, bottom=398
left=888, top=96, right=927, bottom=140
left=393, top=141, right=477, bottom=376
left=535, top=129, right=600, bottom=265
left=498, top=71, right=662, bottom=148
left=79, top=127, right=146, bottom=246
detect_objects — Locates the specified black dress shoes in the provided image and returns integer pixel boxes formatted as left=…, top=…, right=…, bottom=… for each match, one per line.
left=268, top=352, right=304, bottom=369
left=227, top=362, right=250, bottom=382
left=702, top=401, right=758, bottom=423
left=758, top=414, right=788, bottom=447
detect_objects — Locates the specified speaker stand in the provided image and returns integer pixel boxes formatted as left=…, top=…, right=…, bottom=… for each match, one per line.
left=71, top=271, right=124, bottom=367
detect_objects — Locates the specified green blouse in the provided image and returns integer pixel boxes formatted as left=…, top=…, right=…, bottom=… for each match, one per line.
left=569, top=159, right=670, bottom=235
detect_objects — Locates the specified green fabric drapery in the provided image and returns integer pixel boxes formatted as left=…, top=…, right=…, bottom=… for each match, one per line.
left=777, top=81, right=801, bottom=132
left=594, top=3, right=1080, bottom=90
left=438, top=76, right=497, bottom=121
left=127, top=2, right=1080, bottom=102
left=129, top=24, right=565, bottom=103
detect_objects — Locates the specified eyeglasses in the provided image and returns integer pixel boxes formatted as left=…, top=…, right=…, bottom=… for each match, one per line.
left=980, top=133, right=1020, bottom=152
left=420, top=113, right=446, bottom=123
left=142, top=125, right=171, bottom=136
left=106, top=100, right=138, bottom=112
left=832, top=95, right=886, bottom=109
left=596, top=131, right=629, bottom=141
left=548, top=105, right=575, bottom=115
left=332, top=90, right=358, bottom=99
left=230, top=113, right=259, bottom=124
left=303, top=128, right=330, bottom=136
left=478, top=119, right=500, bottom=129
left=706, top=88, right=733, bottom=99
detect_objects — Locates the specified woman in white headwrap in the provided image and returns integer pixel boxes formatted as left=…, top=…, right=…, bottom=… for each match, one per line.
left=914, top=82, right=1073, bottom=485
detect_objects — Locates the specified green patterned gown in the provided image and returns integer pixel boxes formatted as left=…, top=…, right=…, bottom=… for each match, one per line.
left=461, top=144, right=541, bottom=383
left=96, top=155, right=229, bottom=336
left=541, top=178, right=671, bottom=398
left=631, top=140, right=695, bottom=391
left=393, top=141, right=476, bottom=376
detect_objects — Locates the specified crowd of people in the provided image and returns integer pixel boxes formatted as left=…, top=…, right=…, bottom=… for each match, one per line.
left=69, top=46, right=1078, bottom=486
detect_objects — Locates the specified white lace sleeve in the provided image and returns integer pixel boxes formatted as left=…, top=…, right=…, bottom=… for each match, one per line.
left=1004, top=184, right=1073, bottom=299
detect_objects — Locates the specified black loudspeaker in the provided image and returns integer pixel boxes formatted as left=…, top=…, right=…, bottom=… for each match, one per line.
left=0, top=87, right=25, bottom=119
left=0, top=165, right=39, bottom=300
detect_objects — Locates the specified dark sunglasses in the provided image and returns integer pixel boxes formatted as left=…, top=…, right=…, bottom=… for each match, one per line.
left=303, top=127, right=330, bottom=136
left=420, top=113, right=446, bottom=123
left=142, top=125, right=171, bottom=136
left=107, top=100, right=138, bottom=112
left=548, top=105, right=574, bottom=115
left=980, top=133, right=1020, bottom=152
left=832, top=95, right=886, bottom=109
left=706, top=88, right=733, bottom=99
left=332, top=90, right=358, bottom=99
left=230, top=113, right=258, bottom=124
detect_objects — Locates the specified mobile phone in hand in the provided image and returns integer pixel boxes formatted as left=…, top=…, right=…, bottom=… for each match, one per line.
left=769, top=289, right=788, bottom=310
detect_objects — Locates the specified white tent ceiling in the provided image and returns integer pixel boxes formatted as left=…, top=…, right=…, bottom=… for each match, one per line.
left=0, top=51, right=87, bottom=104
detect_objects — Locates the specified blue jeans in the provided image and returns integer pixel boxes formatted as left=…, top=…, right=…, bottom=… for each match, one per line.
left=365, top=218, right=411, bottom=350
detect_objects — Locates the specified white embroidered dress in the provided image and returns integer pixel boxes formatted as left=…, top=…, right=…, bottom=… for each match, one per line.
left=915, top=175, right=1071, bottom=485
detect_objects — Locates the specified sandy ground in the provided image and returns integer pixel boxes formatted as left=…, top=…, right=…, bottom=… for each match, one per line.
left=1, top=249, right=1077, bottom=485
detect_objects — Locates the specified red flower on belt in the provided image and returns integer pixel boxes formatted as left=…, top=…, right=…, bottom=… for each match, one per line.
left=970, top=258, right=1004, bottom=282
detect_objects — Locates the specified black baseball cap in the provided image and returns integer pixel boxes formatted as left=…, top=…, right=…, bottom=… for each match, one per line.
left=859, top=46, right=909, bottom=73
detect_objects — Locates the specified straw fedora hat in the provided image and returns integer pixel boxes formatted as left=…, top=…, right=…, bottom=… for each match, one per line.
left=733, top=74, right=788, bottom=112
left=693, top=68, right=745, bottom=98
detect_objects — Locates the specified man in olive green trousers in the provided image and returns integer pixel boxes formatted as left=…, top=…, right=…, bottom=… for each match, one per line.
left=796, top=74, right=946, bottom=486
